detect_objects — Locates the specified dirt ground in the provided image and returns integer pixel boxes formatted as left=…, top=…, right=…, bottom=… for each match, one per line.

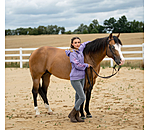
left=5, top=67, right=144, bottom=130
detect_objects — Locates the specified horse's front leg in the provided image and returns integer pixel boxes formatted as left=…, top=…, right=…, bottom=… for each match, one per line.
left=80, top=88, right=86, bottom=119
left=85, top=89, right=92, bottom=118
left=80, top=102, right=86, bottom=119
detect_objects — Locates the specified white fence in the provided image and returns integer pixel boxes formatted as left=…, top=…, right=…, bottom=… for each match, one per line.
left=5, top=43, right=144, bottom=68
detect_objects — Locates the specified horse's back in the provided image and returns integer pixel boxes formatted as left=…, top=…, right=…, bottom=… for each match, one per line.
left=29, top=46, right=71, bottom=80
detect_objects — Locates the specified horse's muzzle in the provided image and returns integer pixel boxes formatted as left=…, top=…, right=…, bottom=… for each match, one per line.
left=119, top=59, right=125, bottom=65
left=115, top=58, right=125, bottom=65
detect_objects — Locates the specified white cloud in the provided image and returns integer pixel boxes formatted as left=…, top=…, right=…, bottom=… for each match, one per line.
left=5, top=0, right=144, bottom=30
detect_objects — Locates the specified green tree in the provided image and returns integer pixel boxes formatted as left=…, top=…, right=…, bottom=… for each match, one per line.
left=73, top=23, right=88, bottom=34
left=46, top=25, right=54, bottom=34
left=37, top=26, right=46, bottom=34
left=15, top=27, right=28, bottom=35
left=88, top=19, right=99, bottom=33
left=53, top=25, right=60, bottom=34
left=113, top=15, right=130, bottom=33
left=65, top=30, right=72, bottom=34
left=92, top=19, right=99, bottom=28
left=28, top=27, right=38, bottom=35
left=60, top=27, right=65, bottom=34
left=97, top=25, right=106, bottom=33
left=83, top=29, right=88, bottom=34
left=88, top=19, right=102, bottom=33
left=130, top=20, right=144, bottom=32
left=5, top=29, right=12, bottom=35
left=46, top=25, right=60, bottom=34
left=104, top=17, right=116, bottom=32
left=88, top=23, right=94, bottom=33
left=91, top=28, right=98, bottom=33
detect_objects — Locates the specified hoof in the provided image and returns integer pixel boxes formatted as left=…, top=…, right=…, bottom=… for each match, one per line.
left=86, top=114, right=92, bottom=118
left=80, top=116, right=86, bottom=119
left=47, top=112, right=53, bottom=115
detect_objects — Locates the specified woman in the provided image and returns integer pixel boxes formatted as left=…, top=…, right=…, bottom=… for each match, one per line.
left=65, top=37, right=92, bottom=123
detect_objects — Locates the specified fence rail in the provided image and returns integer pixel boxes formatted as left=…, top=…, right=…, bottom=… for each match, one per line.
left=5, top=43, right=144, bottom=68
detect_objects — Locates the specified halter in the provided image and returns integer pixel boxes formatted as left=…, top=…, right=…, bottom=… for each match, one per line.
left=106, top=39, right=116, bottom=61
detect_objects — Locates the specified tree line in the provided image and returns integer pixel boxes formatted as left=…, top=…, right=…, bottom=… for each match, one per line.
left=5, top=25, right=65, bottom=35
left=5, top=15, right=144, bottom=36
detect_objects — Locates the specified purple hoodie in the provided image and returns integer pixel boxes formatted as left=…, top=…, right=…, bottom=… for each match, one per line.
left=65, top=41, right=90, bottom=80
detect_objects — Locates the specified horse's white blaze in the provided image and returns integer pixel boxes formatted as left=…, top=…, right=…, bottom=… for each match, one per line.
left=114, top=44, right=125, bottom=65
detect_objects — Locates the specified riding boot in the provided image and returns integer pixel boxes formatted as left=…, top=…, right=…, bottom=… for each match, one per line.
left=68, top=112, right=71, bottom=118
left=68, top=107, right=75, bottom=118
left=68, top=107, right=77, bottom=123
left=75, top=111, right=84, bottom=122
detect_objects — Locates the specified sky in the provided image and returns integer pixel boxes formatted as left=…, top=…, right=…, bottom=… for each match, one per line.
left=5, top=0, right=144, bottom=31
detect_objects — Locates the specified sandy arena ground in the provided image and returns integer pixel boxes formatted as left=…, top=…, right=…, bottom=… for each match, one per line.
left=5, top=67, right=144, bottom=130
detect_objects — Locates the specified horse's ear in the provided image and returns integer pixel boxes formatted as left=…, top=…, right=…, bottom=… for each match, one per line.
left=109, top=33, right=113, bottom=39
left=117, top=33, right=120, bottom=38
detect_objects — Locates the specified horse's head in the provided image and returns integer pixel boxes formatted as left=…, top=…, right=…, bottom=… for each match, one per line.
left=106, top=33, right=125, bottom=65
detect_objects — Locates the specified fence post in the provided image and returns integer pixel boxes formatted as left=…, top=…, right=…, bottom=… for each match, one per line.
left=110, top=59, right=113, bottom=67
left=20, top=48, right=22, bottom=68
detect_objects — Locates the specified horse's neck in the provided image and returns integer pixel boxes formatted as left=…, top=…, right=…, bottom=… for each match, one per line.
left=90, top=48, right=107, bottom=67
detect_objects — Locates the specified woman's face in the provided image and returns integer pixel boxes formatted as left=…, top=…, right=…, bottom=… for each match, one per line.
left=72, top=39, right=81, bottom=49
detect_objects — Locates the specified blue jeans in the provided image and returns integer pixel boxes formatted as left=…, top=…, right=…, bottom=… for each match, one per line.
left=71, top=78, right=86, bottom=111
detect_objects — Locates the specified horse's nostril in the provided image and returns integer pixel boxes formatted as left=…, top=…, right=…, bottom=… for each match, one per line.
left=118, top=61, right=121, bottom=65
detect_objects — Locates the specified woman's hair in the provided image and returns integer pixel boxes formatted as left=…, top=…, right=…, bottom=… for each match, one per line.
left=70, top=37, right=81, bottom=48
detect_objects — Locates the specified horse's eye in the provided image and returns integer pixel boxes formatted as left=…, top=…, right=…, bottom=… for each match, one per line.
left=112, top=45, right=115, bottom=49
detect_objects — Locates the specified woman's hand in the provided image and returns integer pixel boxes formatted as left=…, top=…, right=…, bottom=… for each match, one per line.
left=88, top=64, right=93, bottom=68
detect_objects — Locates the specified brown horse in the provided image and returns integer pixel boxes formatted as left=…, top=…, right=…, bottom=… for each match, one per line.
left=29, top=33, right=125, bottom=117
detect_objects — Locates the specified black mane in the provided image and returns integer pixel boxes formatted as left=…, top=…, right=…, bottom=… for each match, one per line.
left=83, top=37, right=109, bottom=55
left=83, top=36, right=122, bottom=55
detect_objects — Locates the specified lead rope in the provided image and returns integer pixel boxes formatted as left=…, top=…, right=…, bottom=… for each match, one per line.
left=90, top=65, right=121, bottom=79
left=85, top=65, right=121, bottom=92
left=85, top=68, right=93, bottom=91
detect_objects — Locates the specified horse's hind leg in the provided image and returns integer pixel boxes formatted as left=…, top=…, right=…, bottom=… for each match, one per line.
left=32, top=78, right=40, bottom=116
left=41, top=71, right=53, bottom=114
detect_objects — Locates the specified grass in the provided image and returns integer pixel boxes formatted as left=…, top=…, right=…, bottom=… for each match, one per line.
left=5, top=57, right=144, bottom=70
left=5, top=62, right=29, bottom=68
left=6, top=61, right=144, bottom=69
left=5, top=62, right=20, bottom=68
left=100, top=60, right=144, bottom=70
left=6, top=114, right=13, bottom=119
